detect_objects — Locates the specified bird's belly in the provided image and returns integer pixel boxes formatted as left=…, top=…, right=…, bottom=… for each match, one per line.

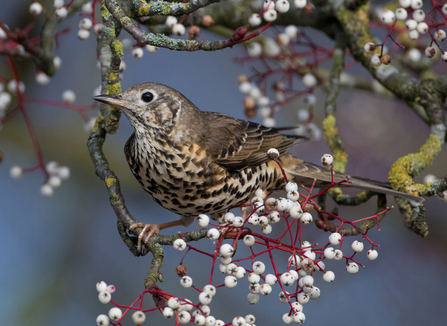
left=136, top=161, right=282, bottom=218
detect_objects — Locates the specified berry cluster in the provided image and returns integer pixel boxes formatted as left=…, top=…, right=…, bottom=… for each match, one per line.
left=237, top=68, right=321, bottom=141
left=365, top=0, right=447, bottom=65
left=96, top=152, right=388, bottom=325
left=10, top=161, right=71, bottom=196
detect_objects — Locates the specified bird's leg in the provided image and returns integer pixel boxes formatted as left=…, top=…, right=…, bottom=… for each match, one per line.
left=129, top=219, right=186, bottom=251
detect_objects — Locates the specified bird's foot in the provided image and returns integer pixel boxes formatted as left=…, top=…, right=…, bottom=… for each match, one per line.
left=129, top=222, right=161, bottom=252
left=129, top=219, right=187, bottom=252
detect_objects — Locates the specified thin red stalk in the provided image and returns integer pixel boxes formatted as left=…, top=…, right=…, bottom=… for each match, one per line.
left=7, top=56, right=49, bottom=179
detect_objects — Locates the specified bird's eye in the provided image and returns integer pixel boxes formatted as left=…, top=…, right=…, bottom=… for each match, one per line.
left=141, top=92, right=154, bottom=103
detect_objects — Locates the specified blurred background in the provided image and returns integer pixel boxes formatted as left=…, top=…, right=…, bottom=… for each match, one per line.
left=1, top=1, right=446, bottom=326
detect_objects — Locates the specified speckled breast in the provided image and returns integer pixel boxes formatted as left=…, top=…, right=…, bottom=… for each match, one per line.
left=126, top=135, right=284, bottom=217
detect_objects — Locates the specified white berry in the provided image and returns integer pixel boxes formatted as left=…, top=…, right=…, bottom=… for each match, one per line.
left=207, top=228, right=220, bottom=240
left=40, top=184, right=54, bottom=196
left=132, top=47, right=144, bottom=59
left=282, top=313, right=294, bottom=325
left=412, top=9, right=425, bottom=22
left=435, top=30, right=446, bottom=41
left=381, top=10, right=395, bottom=24
left=243, top=235, right=255, bottom=246
left=173, top=238, right=187, bottom=251
left=260, top=283, right=272, bottom=295
left=178, top=311, right=191, bottom=324
left=252, top=261, right=265, bottom=274
left=165, top=16, right=178, bottom=27
left=323, top=271, right=335, bottom=282
left=132, top=311, right=146, bottom=324
left=367, top=249, right=379, bottom=260
left=30, top=3, right=43, bottom=16
left=199, top=292, right=213, bottom=305
left=245, top=314, right=256, bottom=324
left=334, top=249, right=343, bottom=260
left=108, top=307, right=122, bottom=322
left=35, top=72, right=51, bottom=85
left=48, top=175, right=62, bottom=188
left=249, top=14, right=261, bottom=27
left=55, top=7, right=68, bottom=19
left=247, top=293, right=260, bottom=304
left=225, top=275, right=237, bottom=288
left=294, top=0, right=307, bottom=9
left=280, top=272, right=295, bottom=286
left=293, top=312, right=305, bottom=325
left=351, top=240, right=364, bottom=252
left=96, top=314, right=110, bottom=326
left=277, top=33, right=290, bottom=46
left=98, top=291, right=112, bottom=304
left=172, top=24, right=186, bottom=36
left=197, top=214, right=210, bottom=227
left=146, top=45, right=158, bottom=53
left=220, top=243, right=234, bottom=257
left=399, top=0, right=411, bottom=7
left=285, top=25, right=298, bottom=38
left=247, top=43, right=262, bottom=57
left=263, top=9, right=277, bottom=22
left=236, top=266, right=246, bottom=279
left=301, top=212, right=313, bottom=224
left=79, top=18, right=93, bottom=31
left=263, top=0, right=275, bottom=10
left=417, top=22, right=428, bottom=34
left=346, top=262, right=359, bottom=274
left=10, top=166, right=23, bottom=179
left=408, top=29, right=419, bottom=40
left=329, top=233, right=342, bottom=245
left=62, top=90, right=76, bottom=103
left=395, top=8, right=408, bottom=20
left=302, top=73, right=317, bottom=88
left=425, top=46, right=436, bottom=58
left=289, top=205, right=303, bottom=219
left=77, top=29, right=90, bottom=40
left=276, top=0, right=290, bottom=13
left=310, top=286, right=321, bottom=299
left=181, top=276, right=193, bottom=288
left=363, top=42, right=376, bottom=54
left=405, top=19, right=417, bottom=30
left=411, top=0, right=423, bottom=10
left=321, top=153, right=333, bottom=166
left=324, top=247, right=336, bottom=259
left=371, top=53, right=382, bottom=66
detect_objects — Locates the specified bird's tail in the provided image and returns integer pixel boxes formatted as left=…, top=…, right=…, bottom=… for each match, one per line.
left=280, top=155, right=424, bottom=206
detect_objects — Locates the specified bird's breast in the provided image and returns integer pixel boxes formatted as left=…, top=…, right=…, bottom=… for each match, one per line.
left=127, top=135, right=284, bottom=217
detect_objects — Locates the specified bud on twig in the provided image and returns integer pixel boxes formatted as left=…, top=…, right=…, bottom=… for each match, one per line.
left=232, top=25, right=249, bottom=42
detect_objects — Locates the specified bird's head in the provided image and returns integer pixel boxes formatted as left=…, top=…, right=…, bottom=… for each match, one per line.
left=94, top=82, right=194, bottom=134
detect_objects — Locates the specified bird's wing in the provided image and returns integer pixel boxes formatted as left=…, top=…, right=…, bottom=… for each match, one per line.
left=202, top=112, right=302, bottom=170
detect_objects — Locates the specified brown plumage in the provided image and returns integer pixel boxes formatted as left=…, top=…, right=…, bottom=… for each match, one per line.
left=94, top=82, right=423, bottom=248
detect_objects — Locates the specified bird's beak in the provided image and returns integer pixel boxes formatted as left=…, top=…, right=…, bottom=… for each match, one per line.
left=93, top=94, right=128, bottom=108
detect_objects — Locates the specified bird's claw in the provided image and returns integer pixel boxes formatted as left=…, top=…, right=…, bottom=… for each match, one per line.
left=129, top=222, right=161, bottom=252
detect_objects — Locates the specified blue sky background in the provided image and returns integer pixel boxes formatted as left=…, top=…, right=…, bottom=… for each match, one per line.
left=1, top=2, right=446, bottom=326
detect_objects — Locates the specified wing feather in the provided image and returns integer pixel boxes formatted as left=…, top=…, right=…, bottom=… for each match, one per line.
left=202, top=112, right=303, bottom=170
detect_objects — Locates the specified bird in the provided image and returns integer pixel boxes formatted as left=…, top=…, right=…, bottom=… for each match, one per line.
left=94, top=82, right=423, bottom=249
